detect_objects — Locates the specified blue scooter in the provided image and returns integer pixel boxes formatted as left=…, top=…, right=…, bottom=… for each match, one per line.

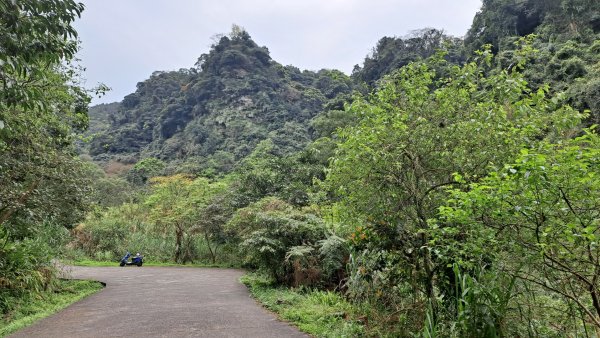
left=119, top=252, right=143, bottom=267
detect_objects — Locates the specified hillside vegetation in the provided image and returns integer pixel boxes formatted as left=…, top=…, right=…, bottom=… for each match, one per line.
left=86, top=27, right=355, bottom=176
left=2, top=0, right=600, bottom=336
left=465, top=0, right=600, bottom=123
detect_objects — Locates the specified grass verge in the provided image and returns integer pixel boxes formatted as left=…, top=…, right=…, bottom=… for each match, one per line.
left=240, top=273, right=366, bottom=337
left=0, top=279, right=103, bottom=337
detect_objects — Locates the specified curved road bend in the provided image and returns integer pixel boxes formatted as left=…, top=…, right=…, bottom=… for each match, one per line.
left=9, top=266, right=308, bottom=338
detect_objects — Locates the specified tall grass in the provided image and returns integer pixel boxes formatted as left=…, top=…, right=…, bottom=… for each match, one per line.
left=241, top=273, right=365, bottom=337
left=0, top=280, right=103, bottom=337
left=69, top=208, right=242, bottom=266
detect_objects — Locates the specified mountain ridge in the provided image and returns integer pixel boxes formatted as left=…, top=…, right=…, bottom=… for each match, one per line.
left=86, top=27, right=355, bottom=175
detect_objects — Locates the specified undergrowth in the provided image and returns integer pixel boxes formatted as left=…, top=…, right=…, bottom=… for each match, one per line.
left=241, top=272, right=366, bottom=337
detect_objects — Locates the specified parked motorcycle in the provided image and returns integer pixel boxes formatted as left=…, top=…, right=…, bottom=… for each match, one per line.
left=119, top=252, right=143, bottom=267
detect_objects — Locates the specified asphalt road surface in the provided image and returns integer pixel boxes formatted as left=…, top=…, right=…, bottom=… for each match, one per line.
left=9, top=266, right=308, bottom=338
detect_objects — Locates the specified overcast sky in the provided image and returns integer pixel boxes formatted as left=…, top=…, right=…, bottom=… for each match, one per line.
left=74, top=0, right=483, bottom=104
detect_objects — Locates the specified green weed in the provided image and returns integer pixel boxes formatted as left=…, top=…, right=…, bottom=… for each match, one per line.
left=241, top=273, right=365, bottom=337
left=0, top=279, right=103, bottom=337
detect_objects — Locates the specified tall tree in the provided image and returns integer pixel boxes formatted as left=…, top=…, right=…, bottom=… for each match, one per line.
left=327, top=48, right=582, bottom=314
left=439, top=130, right=600, bottom=328
left=0, top=0, right=93, bottom=315
left=0, top=0, right=91, bottom=232
left=145, top=174, right=224, bottom=263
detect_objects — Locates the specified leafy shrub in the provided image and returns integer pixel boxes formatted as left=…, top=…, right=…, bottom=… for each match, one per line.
left=437, top=130, right=600, bottom=331
left=448, top=265, right=516, bottom=337
left=229, top=197, right=346, bottom=286
left=70, top=211, right=129, bottom=261
left=555, top=40, right=582, bottom=60
left=317, top=235, right=349, bottom=288
left=126, top=157, right=166, bottom=185
left=562, top=56, right=587, bottom=80
left=0, top=227, right=58, bottom=315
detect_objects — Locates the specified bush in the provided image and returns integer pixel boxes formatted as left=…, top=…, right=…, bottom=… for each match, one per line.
left=71, top=218, right=127, bottom=261
left=437, top=131, right=600, bottom=332
left=0, top=227, right=58, bottom=315
left=229, top=197, right=346, bottom=286
left=562, top=56, right=587, bottom=79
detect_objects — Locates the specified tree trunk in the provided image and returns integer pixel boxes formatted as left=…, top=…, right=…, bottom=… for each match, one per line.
left=421, top=231, right=435, bottom=300
left=591, top=284, right=600, bottom=328
left=174, top=226, right=183, bottom=263
left=204, top=233, right=216, bottom=264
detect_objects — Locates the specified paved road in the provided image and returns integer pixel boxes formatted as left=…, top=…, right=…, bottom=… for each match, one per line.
left=10, top=266, right=308, bottom=338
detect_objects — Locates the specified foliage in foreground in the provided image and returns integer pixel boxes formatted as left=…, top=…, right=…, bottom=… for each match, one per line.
left=327, top=44, right=595, bottom=335
left=436, top=130, right=600, bottom=331
left=0, top=223, right=72, bottom=314
left=241, top=273, right=365, bottom=338
left=0, top=0, right=99, bottom=321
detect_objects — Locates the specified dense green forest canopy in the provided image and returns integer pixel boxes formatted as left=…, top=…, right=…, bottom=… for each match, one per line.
left=466, top=0, right=600, bottom=123
left=351, top=28, right=465, bottom=86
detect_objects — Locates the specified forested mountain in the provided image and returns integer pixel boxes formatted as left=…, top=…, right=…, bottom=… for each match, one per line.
left=88, top=0, right=600, bottom=177
left=466, top=0, right=600, bottom=123
left=86, top=102, right=118, bottom=135
left=465, top=0, right=600, bottom=52
left=351, top=28, right=465, bottom=86
left=87, top=27, right=354, bottom=174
